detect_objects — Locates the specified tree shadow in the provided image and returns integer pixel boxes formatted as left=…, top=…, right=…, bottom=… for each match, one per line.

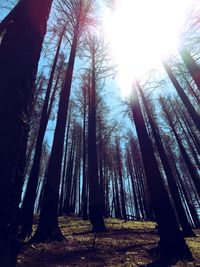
left=18, top=247, right=106, bottom=267
left=72, top=230, right=93, bottom=236
left=115, top=242, right=158, bottom=253
left=140, top=260, right=171, bottom=267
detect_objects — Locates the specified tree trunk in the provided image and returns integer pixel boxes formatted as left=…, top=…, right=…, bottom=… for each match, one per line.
left=31, top=33, right=78, bottom=243
left=59, top=106, right=72, bottom=216
left=88, top=55, right=106, bottom=233
left=0, top=0, right=53, bottom=264
left=167, top=145, right=200, bottom=228
left=160, top=97, right=200, bottom=198
left=174, top=97, right=200, bottom=154
left=115, top=139, right=127, bottom=221
left=130, top=85, right=192, bottom=264
left=179, top=47, right=200, bottom=91
left=163, top=60, right=200, bottom=132
left=138, top=86, right=195, bottom=237
left=0, top=0, right=21, bottom=34
left=19, top=30, right=64, bottom=239
left=81, top=85, right=88, bottom=220
left=126, top=147, right=140, bottom=219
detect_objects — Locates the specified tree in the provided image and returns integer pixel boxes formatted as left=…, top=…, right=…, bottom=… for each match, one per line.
left=19, top=28, right=65, bottom=240
left=138, top=85, right=195, bottom=237
left=159, top=96, right=200, bottom=198
left=31, top=0, right=95, bottom=242
left=179, top=47, right=200, bottom=91
left=163, top=60, right=200, bottom=132
left=0, top=0, right=53, bottom=265
left=115, top=138, right=127, bottom=221
left=0, top=0, right=21, bottom=34
left=129, top=83, right=193, bottom=264
left=83, top=32, right=114, bottom=232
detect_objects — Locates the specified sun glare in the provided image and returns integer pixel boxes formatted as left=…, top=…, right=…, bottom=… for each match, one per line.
left=102, top=0, right=195, bottom=97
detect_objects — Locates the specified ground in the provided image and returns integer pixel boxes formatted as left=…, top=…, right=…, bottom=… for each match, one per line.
left=17, top=216, right=200, bottom=267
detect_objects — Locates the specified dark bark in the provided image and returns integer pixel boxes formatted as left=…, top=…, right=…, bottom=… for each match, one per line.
left=138, top=86, right=195, bottom=237
left=115, top=139, right=127, bottom=221
left=160, top=97, right=200, bottom=198
left=59, top=107, right=72, bottom=216
left=186, top=80, right=200, bottom=105
left=126, top=147, right=140, bottom=219
left=113, top=169, right=122, bottom=219
left=167, top=145, right=200, bottom=228
left=171, top=100, right=200, bottom=168
left=81, top=84, right=88, bottom=220
left=0, top=0, right=53, bottom=265
left=88, top=54, right=107, bottom=233
left=179, top=47, right=200, bottom=91
left=163, top=60, right=200, bottom=132
left=174, top=98, right=200, bottom=154
left=0, top=0, right=21, bottom=34
left=63, top=131, right=75, bottom=215
left=31, top=33, right=78, bottom=243
left=130, top=86, right=193, bottom=264
left=19, top=32, right=64, bottom=239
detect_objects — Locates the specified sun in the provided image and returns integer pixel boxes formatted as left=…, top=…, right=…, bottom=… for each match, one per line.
left=102, top=0, right=195, bottom=97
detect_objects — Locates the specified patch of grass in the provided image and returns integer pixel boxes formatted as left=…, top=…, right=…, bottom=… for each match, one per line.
left=17, top=216, right=200, bottom=267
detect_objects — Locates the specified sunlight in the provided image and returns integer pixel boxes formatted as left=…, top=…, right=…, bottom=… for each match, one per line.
left=102, top=0, right=195, bottom=97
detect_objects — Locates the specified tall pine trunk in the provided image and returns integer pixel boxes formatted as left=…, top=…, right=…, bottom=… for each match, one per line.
left=160, top=97, right=200, bottom=198
left=88, top=55, right=107, bottom=232
left=138, top=86, right=195, bottom=237
left=19, top=31, right=64, bottom=239
left=115, top=138, right=127, bottom=221
left=0, top=0, right=53, bottom=265
left=130, top=85, right=192, bottom=264
left=31, top=33, right=78, bottom=243
left=163, top=60, right=200, bottom=132
left=179, top=47, right=200, bottom=91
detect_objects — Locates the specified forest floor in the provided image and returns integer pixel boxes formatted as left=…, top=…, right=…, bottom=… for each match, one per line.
left=17, top=216, right=200, bottom=267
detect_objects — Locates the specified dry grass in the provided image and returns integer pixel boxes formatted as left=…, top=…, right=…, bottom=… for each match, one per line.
left=17, top=216, right=200, bottom=267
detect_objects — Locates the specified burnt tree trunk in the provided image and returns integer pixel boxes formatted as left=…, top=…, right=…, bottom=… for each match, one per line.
left=163, top=60, right=200, bottom=132
left=160, top=97, right=200, bottom=198
left=19, top=31, right=64, bottom=239
left=31, top=33, right=78, bottom=243
left=115, top=138, right=127, bottom=221
left=130, top=86, right=192, bottom=264
left=88, top=54, right=106, bottom=233
left=138, top=86, right=195, bottom=237
left=179, top=47, right=200, bottom=91
left=0, top=0, right=53, bottom=265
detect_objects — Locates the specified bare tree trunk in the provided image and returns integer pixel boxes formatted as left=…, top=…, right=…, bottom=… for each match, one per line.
left=138, top=86, right=195, bottom=237
left=179, top=47, right=200, bottom=91
left=160, top=97, right=200, bottom=198
left=19, top=31, right=64, bottom=239
left=113, top=169, right=122, bottom=219
left=0, top=0, right=21, bottom=34
left=88, top=55, right=106, bottom=232
left=174, top=98, right=200, bottom=154
left=186, top=80, right=200, bottom=105
left=126, top=147, right=140, bottom=219
left=63, top=130, right=75, bottom=215
left=115, top=138, right=127, bottom=221
left=163, top=60, right=200, bottom=132
left=59, top=106, right=72, bottom=216
left=31, top=32, right=79, bottom=243
left=167, top=145, right=200, bottom=228
left=130, top=86, right=192, bottom=264
left=81, top=84, right=88, bottom=220
left=0, top=0, right=53, bottom=264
